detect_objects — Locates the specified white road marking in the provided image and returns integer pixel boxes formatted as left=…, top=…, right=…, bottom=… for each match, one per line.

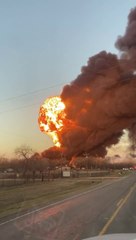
left=99, top=183, right=136, bottom=236
left=0, top=177, right=126, bottom=227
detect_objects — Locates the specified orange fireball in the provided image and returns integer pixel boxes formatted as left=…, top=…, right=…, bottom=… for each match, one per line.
left=38, top=96, right=65, bottom=147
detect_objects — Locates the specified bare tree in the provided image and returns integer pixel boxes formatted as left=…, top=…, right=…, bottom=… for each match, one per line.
left=15, top=145, right=33, bottom=181
left=0, top=155, right=9, bottom=172
left=15, top=145, right=33, bottom=160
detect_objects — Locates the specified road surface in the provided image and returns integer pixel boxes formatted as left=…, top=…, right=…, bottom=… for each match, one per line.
left=0, top=173, right=136, bottom=240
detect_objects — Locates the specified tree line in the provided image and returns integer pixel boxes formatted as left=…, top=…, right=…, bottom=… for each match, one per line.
left=0, top=145, right=135, bottom=185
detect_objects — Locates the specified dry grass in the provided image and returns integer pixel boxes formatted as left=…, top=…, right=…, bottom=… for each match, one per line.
left=0, top=178, right=101, bottom=220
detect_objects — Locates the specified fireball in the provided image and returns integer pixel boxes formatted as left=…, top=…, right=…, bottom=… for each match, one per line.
left=38, top=96, right=65, bottom=147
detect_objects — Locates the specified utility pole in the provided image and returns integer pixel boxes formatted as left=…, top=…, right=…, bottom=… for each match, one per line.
left=83, top=152, right=89, bottom=176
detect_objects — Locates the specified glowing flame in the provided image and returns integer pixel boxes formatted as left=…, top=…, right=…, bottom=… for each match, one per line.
left=38, top=96, right=65, bottom=147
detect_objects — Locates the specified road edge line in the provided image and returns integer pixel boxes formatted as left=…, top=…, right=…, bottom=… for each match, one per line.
left=0, top=176, right=128, bottom=226
left=99, top=183, right=136, bottom=236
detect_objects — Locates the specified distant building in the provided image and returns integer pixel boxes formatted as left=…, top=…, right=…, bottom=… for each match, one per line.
left=62, top=166, right=71, bottom=177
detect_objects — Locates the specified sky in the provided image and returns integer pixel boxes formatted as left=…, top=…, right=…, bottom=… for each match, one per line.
left=0, top=0, right=136, bottom=158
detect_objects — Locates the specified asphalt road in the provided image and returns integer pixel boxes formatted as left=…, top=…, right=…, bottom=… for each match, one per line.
left=0, top=173, right=136, bottom=240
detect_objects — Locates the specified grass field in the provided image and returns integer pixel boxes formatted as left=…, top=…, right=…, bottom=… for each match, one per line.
left=0, top=178, right=102, bottom=220
left=0, top=169, right=130, bottom=221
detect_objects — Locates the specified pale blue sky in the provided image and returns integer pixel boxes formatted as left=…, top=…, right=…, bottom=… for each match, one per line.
left=0, top=0, right=135, bottom=157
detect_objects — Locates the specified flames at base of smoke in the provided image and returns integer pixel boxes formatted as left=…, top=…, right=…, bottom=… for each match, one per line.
left=38, top=7, right=136, bottom=161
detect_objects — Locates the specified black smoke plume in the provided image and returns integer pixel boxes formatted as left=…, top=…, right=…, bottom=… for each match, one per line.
left=58, top=7, right=136, bottom=158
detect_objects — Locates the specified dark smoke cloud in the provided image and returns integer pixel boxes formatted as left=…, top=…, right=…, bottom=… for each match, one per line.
left=42, top=146, right=63, bottom=159
left=115, top=7, right=136, bottom=67
left=59, top=7, right=136, bottom=158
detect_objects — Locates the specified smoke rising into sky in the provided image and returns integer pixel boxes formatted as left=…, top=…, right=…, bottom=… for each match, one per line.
left=57, top=7, right=136, bottom=158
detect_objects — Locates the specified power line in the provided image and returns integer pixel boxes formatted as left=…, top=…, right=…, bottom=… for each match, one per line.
left=0, top=61, right=122, bottom=104
left=0, top=63, right=122, bottom=114
left=0, top=82, right=68, bottom=103
left=0, top=102, right=40, bottom=114
left=0, top=81, right=70, bottom=114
